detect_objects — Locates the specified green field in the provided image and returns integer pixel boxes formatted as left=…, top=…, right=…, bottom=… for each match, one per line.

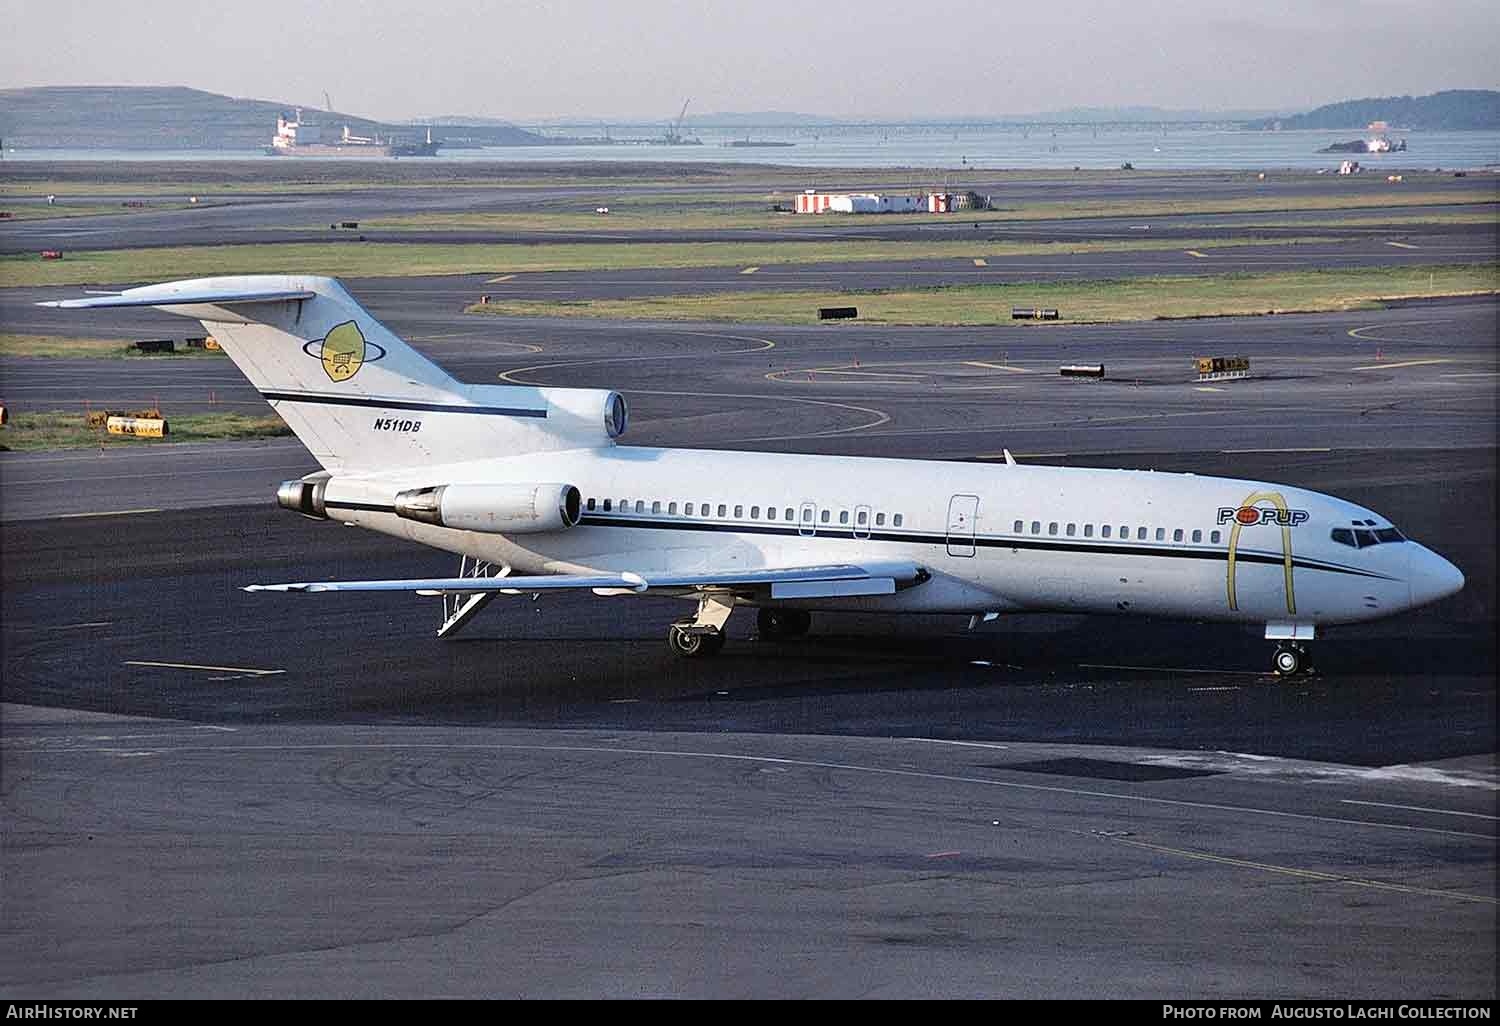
left=0, top=334, right=229, bottom=358
left=0, top=234, right=1343, bottom=288
left=465, top=264, right=1499, bottom=326
left=0, top=410, right=290, bottom=451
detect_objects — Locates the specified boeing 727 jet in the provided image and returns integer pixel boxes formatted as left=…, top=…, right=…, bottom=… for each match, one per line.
left=44, top=276, right=1465, bottom=676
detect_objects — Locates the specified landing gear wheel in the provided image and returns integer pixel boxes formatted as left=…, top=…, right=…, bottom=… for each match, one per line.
left=757, top=608, right=811, bottom=640
left=669, top=624, right=724, bottom=659
left=1273, top=642, right=1309, bottom=677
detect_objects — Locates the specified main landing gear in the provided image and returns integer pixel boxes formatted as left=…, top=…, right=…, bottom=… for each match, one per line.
left=667, top=593, right=735, bottom=659
left=664, top=602, right=815, bottom=658
left=756, top=608, right=811, bottom=641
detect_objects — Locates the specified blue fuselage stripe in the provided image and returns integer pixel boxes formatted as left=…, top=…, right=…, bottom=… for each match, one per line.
left=261, top=391, right=547, bottom=418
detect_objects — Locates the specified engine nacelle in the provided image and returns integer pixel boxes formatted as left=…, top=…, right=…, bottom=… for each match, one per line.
left=276, top=473, right=331, bottom=519
left=393, top=482, right=582, bottom=534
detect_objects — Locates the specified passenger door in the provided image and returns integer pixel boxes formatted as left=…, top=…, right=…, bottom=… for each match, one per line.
left=946, top=494, right=979, bottom=557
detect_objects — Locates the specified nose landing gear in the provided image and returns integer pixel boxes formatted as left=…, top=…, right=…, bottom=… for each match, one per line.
left=1272, top=641, right=1315, bottom=678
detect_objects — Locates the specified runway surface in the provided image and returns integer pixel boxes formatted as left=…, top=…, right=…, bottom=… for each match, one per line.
left=1, top=167, right=1495, bottom=997
left=2, top=162, right=1494, bottom=253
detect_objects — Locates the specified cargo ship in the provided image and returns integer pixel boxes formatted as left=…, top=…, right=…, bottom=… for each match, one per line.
left=266, top=111, right=440, bottom=157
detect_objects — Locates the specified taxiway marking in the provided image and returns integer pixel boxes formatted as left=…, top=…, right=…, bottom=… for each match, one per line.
left=1352, top=358, right=1454, bottom=371
left=57, top=508, right=162, bottom=519
left=1103, top=835, right=1495, bottom=904
left=739, top=266, right=760, bottom=275
left=485, top=274, right=516, bottom=283
left=1220, top=447, right=1331, bottom=454
left=1339, top=800, right=1498, bottom=821
left=1385, top=241, right=1420, bottom=249
left=1185, top=250, right=1208, bottom=258
left=124, top=661, right=285, bottom=677
left=973, top=258, right=988, bottom=266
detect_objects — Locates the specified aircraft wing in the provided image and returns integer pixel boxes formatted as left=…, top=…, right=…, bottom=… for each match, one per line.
left=244, top=561, right=928, bottom=600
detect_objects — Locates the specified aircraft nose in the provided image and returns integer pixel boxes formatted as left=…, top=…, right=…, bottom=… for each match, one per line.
left=1408, top=544, right=1465, bottom=609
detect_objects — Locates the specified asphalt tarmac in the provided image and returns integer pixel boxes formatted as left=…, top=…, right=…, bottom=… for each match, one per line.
left=0, top=167, right=1495, bottom=998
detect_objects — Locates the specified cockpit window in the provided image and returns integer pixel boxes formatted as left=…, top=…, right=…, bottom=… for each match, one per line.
left=1375, top=528, right=1405, bottom=543
left=1331, top=528, right=1355, bottom=547
left=1353, top=529, right=1379, bottom=548
left=1336, top=524, right=1405, bottom=549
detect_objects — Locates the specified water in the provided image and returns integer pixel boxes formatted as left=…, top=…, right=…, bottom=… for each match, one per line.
left=5, top=126, right=1499, bottom=170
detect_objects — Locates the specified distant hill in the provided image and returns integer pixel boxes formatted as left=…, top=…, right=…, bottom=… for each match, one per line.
left=1245, top=90, right=1500, bottom=130
left=0, top=86, right=549, bottom=149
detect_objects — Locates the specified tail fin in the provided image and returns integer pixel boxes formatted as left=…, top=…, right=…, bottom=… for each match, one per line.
left=42, top=275, right=626, bottom=471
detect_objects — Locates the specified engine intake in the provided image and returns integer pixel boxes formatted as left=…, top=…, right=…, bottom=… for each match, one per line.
left=394, top=482, right=581, bottom=534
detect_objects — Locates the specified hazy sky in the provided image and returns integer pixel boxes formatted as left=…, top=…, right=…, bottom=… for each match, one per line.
left=2, top=0, right=1496, bottom=121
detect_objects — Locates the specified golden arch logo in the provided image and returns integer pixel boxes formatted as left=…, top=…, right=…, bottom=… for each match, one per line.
left=301, top=321, right=387, bottom=383
left=1224, top=490, right=1298, bottom=615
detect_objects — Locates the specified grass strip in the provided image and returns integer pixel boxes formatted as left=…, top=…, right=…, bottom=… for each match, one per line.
left=0, top=334, right=230, bottom=358
left=0, top=235, right=1340, bottom=288
left=0, top=410, right=291, bottom=451
left=464, top=263, right=1499, bottom=326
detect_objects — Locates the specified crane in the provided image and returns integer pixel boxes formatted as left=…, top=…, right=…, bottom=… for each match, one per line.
left=665, top=98, right=691, bottom=145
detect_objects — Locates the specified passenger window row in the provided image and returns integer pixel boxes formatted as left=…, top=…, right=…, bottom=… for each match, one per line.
left=1011, top=519, right=1221, bottom=545
left=584, top=497, right=905, bottom=529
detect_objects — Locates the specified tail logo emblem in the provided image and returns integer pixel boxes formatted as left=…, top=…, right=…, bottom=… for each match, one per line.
left=302, top=321, right=386, bottom=383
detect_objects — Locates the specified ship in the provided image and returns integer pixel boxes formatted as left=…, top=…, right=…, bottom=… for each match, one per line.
left=726, top=138, right=795, bottom=148
left=266, top=111, right=440, bottom=157
left=1320, top=120, right=1407, bottom=155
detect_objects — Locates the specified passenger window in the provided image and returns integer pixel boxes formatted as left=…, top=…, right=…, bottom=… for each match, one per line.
left=668, top=502, right=678, bottom=514
left=734, top=505, right=743, bottom=518
left=876, top=513, right=886, bottom=526
left=652, top=501, right=661, bottom=514
left=857, top=510, right=868, bottom=525
left=802, top=508, right=813, bottom=522
left=893, top=514, right=903, bottom=527
left=1155, top=528, right=1165, bottom=541
left=1137, top=527, right=1147, bottom=540
left=718, top=504, right=727, bottom=517
left=1031, top=521, right=1041, bottom=534
left=1191, top=529, right=1202, bottom=543
left=1210, top=530, right=1221, bottom=544
left=587, top=498, right=596, bottom=511
left=840, top=511, right=850, bottom=525
left=750, top=506, right=759, bottom=518
left=820, top=509, right=830, bottom=523
left=1173, top=529, right=1183, bottom=542
left=1066, top=523, right=1076, bottom=537
left=1331, top=528, right=1355, bottom=547
left=785, top=508, right=795, bottom=521
left=1102, top=525, right=1112, bottom=538
left=636, top=500, right=645, bottom=513
left=602, top=499, right=612, bottom=512
left=1014, top=520, right=1023, bottom=533
left=685, top=503, right=694, bottom=515
left=1084, top=524, right=1093, bottom=538
left=701, top=501, right=709, bottom=514
left=1048, top=522, right=1058, bottom=535
left=1120, top=526, right=1128, bottom=539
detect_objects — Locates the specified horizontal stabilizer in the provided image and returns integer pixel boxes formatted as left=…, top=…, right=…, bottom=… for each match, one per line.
left=38, top=284, right=315, bottom=310
left=244, top=561, right=927, bottom=598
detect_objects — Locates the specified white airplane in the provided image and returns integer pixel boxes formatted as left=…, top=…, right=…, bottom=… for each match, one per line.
left=45, top=275, right=1465, bottom=676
